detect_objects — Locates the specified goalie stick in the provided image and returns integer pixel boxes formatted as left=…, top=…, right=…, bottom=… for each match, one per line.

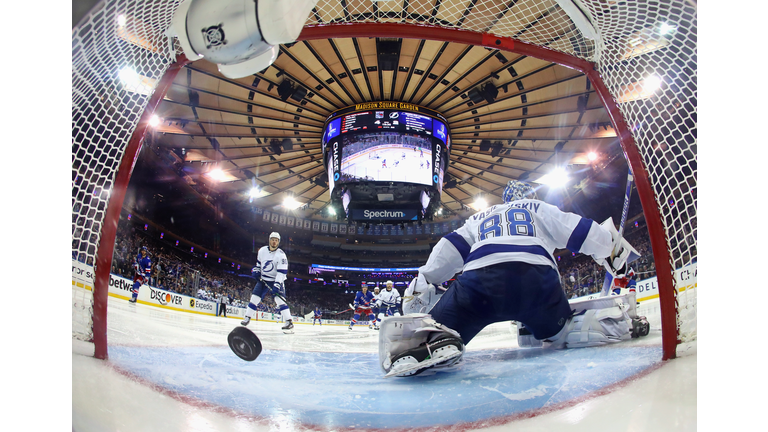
left=600, top=168, right=633, bottom=297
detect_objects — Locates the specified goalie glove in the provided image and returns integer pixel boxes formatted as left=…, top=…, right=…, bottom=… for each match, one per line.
left=403, top=274, right=440, bottom=315
left=595, top=218, right=638, bottom=278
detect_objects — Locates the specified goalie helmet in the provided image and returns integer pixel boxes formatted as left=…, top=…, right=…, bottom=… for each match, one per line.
left=502, top=180, right=538, bottom=203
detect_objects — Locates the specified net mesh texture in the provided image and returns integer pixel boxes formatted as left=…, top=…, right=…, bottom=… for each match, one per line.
left=72, top=0, right=696, bottom=353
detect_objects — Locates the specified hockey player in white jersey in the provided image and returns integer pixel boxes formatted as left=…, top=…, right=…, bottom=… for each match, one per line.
left=377, top=280, right=402, bottom=321
left=379, top=180, right=642, bottom=377
left=241, top=232, right=294, bottom=332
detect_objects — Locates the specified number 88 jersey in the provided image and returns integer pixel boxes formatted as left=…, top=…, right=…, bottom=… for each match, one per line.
left=418, top=199, right=615, bottom=284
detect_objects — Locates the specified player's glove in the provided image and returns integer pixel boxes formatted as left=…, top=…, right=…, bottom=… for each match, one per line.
left=251, top=267, right=260, bottom=279
left=271, top=282, right=285, bottom=297
left=403, top=274, right=440, bottom=315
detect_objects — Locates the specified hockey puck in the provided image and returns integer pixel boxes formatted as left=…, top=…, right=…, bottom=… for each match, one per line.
left=228, top=327, right=262, bottom=361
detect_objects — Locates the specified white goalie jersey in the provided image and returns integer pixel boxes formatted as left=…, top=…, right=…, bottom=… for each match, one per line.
left=419, top=200, right=615, bottom=285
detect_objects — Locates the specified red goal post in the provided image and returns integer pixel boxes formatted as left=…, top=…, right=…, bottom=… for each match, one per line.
left=72, top=0, right=697, bottom=361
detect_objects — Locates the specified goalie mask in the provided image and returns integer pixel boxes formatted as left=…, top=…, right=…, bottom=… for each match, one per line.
left=502, top=180, right=538, bottom=203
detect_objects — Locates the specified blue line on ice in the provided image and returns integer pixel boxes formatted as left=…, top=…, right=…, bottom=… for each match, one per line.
left=109, top=344, right=662, bottom=429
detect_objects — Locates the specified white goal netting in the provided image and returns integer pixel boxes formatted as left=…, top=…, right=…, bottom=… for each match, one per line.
left=72, top=0, right=182, bottom=343
left=72, top=0, right=696, bottom=357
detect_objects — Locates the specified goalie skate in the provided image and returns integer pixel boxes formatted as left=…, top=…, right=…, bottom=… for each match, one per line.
left=227, top=326, right=262, bottom=362
left=384, top=337, right=464, bottom=378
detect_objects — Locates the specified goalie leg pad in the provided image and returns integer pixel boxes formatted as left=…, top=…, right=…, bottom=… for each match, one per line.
left=546, top=305, right=632, bottom=349
left=513, top=321, right=543, bottom=348
left=378, top=314, right=464, bottom=376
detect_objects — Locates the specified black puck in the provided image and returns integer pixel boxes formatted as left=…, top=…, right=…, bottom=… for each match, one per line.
left=228, top=326, right=262, bottom=361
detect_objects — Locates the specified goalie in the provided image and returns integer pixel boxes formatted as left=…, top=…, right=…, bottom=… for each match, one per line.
left=379, top=180, right=646, bottom=377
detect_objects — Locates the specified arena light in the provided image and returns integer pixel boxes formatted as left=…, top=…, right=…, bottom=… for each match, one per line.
left=588, top=151, right=598, bottom=162
left=615, top=74, right=664, bottom=103
left=536, top=167, right=569, bottom=188
left=248, top=187, right=261, bottom=198
left=208, top=168, right=226, bottom=181
left=117, top=66, right=156, bottom=96
left=643, top=74, right=663, bottom=94
left=149, top=114, right=161, bottom=127
left=283, top=196, right=302, bottom=210
left=117, top=14, right=127, bottom=27
left=659, top=22, right=677, bottom=36
left=328, top=207, right=336, bottom=215
left=471, top=197, right=488, bottom=211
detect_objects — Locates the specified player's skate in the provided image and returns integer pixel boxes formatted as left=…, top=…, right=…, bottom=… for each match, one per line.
left=379, top=314, right=465, bottom=378
left=128, top=298, right=137, bottom=304
left=282, top=319, right=294, bottom=334
left=241, top=316, right=251, bottom=326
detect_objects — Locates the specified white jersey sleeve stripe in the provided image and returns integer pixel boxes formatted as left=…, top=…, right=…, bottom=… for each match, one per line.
left=466, top=243, right=556, bottom=267
left=565, top=217, right=594, bottom=253
left=443, top=232, right=471, bottom=262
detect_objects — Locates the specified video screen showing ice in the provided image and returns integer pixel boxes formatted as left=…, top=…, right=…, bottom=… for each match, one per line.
left=339, top=132, right=434, bottom=185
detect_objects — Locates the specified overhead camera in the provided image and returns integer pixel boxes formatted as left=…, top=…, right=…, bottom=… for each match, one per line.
left=169, top=0, right=319, bottom=79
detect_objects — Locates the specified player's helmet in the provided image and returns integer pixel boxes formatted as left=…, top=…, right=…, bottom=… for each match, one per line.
left=269, top=232, right=281, bottom=242
left=503, top=180, right=538, bottom=203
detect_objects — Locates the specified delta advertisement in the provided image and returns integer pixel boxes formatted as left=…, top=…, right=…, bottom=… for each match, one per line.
left=576, top=262, right=697, bottom=302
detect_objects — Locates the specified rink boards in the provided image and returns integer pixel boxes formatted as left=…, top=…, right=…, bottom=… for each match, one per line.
left=72, top=260, right=364, bottom=326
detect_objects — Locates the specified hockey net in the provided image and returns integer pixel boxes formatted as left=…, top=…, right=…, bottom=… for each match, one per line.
left=72, top=0, right=184, bottom=354
left=72, top=0, right=696, bottom=359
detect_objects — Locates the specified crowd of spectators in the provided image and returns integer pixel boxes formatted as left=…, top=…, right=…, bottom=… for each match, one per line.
left=91, top=208, right=671, bottom=321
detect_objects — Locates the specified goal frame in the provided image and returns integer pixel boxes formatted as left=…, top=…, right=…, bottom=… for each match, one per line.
left=86, top=23, right=681, bottom=362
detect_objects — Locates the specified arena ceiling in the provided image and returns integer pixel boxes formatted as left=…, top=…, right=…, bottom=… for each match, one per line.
left=145, top=2, right=628, bottom=227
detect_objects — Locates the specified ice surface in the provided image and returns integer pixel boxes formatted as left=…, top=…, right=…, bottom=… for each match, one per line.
left=72, top=295, right=696, bottom=432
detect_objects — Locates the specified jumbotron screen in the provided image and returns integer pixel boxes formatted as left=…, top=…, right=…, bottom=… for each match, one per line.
left=322, top=103, right=450, bottom=193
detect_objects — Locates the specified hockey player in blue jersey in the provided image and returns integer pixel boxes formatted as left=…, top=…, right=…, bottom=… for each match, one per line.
left=370, top=286, right=381, bottom=329
left=349, top=283, right=377, bottom=330
left=313, top=307, right=323, bottom=326
left=241, top=232, right=294, bottom=332
left=378, top=180, right=645, bottom=377
left=129, top=246, right=152, bottom=303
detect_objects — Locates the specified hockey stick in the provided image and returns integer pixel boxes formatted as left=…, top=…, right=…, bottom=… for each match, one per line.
left=600, top=168, right=634, bottom=297
left=331, top=308, right=353, bottom=315
left=237, top=274, right=294, bottom=309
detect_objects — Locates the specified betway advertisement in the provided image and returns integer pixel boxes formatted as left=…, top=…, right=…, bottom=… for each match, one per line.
left=72, top=260, right=245, bottom=318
